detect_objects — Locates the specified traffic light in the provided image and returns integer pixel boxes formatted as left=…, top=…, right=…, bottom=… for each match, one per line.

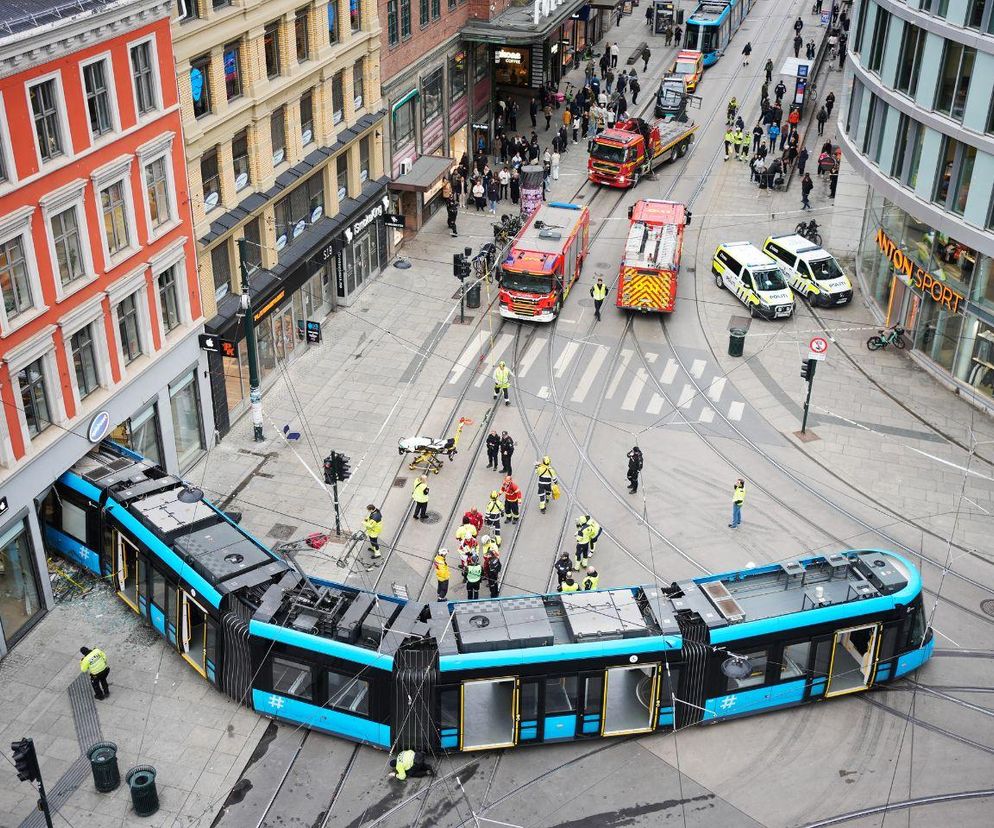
left=323, top=454, right=336, bottom=485
left=11, top=738, right=39, bottom=783
left=452, top=253, right=470, bottom=280
left=333, top=453, right=352, bottom=482
left=800, top=358, right=817, bottom=382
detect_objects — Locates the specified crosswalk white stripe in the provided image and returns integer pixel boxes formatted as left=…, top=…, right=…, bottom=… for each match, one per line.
left=699, top=407, right=715, bottom=424
left=647, top=393, right=665, bottom=415
left=690, top=359, right=707, bottom=378
left=707, top=376, right=727, bottom=403
left=605, top=349, right=633, bottom=399
left=474, top=332, right=514, bottom=387
left=449, top=331, right=488, bottom=384
left=659, top=358, right=678, bottom=385
left=538, top=386, right=550, bottom=399
left=645, top=352, right=658, bottom=363
left=553, top=341, right=580, bottom=378
left=571, top=345, right=609, bottom=403
left=622, top=368, right=649, bottom=411
left=518, top=336, right=546, bottom=377
left=678, top=384, right=694, bottom=408
left=728, top=401, right=745, bottom=421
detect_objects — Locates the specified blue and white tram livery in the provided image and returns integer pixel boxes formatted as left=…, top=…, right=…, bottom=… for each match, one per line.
left=684, top=0, right=755, bottom=66
left=45, top=442, right=934, bottom=753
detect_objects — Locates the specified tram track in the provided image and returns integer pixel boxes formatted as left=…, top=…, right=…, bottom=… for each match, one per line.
left=798, top=788, right=994, bottom=828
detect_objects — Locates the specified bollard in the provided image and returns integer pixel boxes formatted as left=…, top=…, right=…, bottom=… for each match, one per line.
left=126, top=765, right=159, bottom=817
left=728, top=328, right=747, bottom=357
left=87, top=742, right=120, bottom=793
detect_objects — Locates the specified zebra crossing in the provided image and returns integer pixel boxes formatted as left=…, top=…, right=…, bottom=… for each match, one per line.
left=442, top=330, right=763, bottom=433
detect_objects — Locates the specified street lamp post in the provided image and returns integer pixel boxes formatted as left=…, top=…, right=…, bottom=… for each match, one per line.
left=237, top=238, right=264, bottom=442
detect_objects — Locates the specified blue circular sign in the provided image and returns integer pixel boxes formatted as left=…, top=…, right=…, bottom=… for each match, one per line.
left=88, top=411, right=111, bottom=443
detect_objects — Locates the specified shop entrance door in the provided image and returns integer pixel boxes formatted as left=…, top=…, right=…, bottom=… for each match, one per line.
left=354, top=232, right=371, bottom=291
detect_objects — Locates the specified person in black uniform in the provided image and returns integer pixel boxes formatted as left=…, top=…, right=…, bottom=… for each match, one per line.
left=500, top=431, right=515, bottom=475
left=627, top=446, right=644, bottom=493
left=554, top=552, right=572, bottom=589
left=485, top=430, right=501, bottom=470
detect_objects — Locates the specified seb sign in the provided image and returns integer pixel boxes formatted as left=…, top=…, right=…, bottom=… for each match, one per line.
left=875, top=228, right=965, bottom=315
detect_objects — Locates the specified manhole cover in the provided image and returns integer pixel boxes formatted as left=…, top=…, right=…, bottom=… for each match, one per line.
left=393, top=476, right=408, bottom=488
left=269, top=523, right=297, bottom=540
left=421, top=510, right=442, bottom=524
left=981, top=599, right=994, bottom=618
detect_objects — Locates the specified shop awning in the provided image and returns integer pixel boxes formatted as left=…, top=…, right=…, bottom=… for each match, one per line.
left=461, top=0, right=591, bottom=45
left=389, top=155, right=454, bottom=193
left=589, top=0, right=620, bottom=9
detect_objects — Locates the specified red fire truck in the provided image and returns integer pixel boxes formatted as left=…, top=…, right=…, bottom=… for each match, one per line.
left=498, top=202, right=591, bottom=322
left=616, top=199, right=690, bottom=313
left=588, top=118, right=697, bottom=188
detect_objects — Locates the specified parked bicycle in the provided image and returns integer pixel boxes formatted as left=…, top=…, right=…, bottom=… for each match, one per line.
left=795, top=219, right=822, bottom=246
left=866, top=325, right=906, bottom=351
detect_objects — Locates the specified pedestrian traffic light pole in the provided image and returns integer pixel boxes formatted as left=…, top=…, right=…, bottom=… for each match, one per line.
left=800, top=357, right=817, bottom=433
left=323, top=451, right=352, bottom=536
left=237, top=238, right=264, bottom=442
left=453, top=248, right=472, bottom=323
left=11, top=738, right=53, bottom=828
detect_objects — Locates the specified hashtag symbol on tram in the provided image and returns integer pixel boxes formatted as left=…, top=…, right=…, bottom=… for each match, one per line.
left=720, top=695, right=737, bottom=710
left=269, top=695, right=285, bottom=710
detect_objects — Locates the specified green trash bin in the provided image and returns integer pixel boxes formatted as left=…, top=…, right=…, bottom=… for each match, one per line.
left=126, top=765, right=159, bottom=817
left=87, top=742, right=120, bottom=793
left=465, top=280, right=481, bottom=309
left=728, top=328, right=747, bottom=357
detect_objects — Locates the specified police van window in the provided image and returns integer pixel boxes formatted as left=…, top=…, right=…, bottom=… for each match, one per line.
left=771, top=245, right=795, bottom=267
left=545, top=676, right=578, bottom=714
left=272, top=656, right=313, bottom=700
left=780, top=641, right=811, bottom=679
left=520, top=681, right=539, bottom=719
left=727, top=649, right=768, bottom=690
left=809, top=257, right=844, bottom=283
left=328, top=670, right=369, bottom=715
left=741, top=271, right=754, bottom=289
left=752, top=267, right=787, bottom=291
left=717, top=250, right=741, bottom=274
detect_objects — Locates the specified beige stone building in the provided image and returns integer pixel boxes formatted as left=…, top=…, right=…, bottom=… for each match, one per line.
left=172, top=0, right=385, bottom=433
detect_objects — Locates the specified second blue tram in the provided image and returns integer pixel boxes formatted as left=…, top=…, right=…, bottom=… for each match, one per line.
left=684, top=0, right=755, bottom=66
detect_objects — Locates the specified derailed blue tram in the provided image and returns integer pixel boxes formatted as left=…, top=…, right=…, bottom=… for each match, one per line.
left=44, top=442, right=934, bottom=753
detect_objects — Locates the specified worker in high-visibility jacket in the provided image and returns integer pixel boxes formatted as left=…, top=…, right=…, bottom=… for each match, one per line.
left=466, top=554, right=483, bottom=600
left=580, top=514, right=602, bottom=557
left=79, top=645, right=110, bottom=699
left=493, top=360, right=512, bottom=405
left=590, top=276, right=609, bottom=321
left=574, top=516, right=591, bottom=570
left=535, top=456, right=557, bottom=513
left=582, top=566, right=599, bottom=591
left=363, top=504, right=383, bottom=558
left=389, top=749, right=434, bottom=780
left=500, top=476, right=522, bottom=522
left=411, top=476, right=429, bottom=520
left=484, top=490, right=503, bottom=537
left=434, top=548, right=450, bottom=601
left=560, top=572, right=579, bottom=593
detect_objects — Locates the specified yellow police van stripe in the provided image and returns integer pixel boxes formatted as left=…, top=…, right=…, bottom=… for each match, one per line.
left=620, top=268, right=672, bottom=310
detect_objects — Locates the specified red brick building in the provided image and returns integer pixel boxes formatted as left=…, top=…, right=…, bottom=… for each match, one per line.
left=0, top=0, right=211, bottom=653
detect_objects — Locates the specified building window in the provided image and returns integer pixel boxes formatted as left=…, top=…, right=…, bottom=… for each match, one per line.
left=353, top=60, right=364, bottom=109
left=952, top=145, right=976, bottom=216
left=213, top=0, right=230, bottom=8
left=264, top=22, right=281, bottom=78
left=336, top=153, right=348, bottom=200
left=890, top=113, right=911, bottom=179
left=295, top=8, right=310, bottom=61
left=393, top=98, right=415, bottom=148
left=100, top=181, right=130, bottom=257
left=473, top=43, right=488, bottom=81
left=0, top=520, right=43, bottom=645
left=387, top=0, right=398, bottom=45
left=420, top=0, right=428, bottom=26
left=170, top=370, right=204, bottom=470
left=223, top=43, right=241, bottom=101
left=866, top=10, right=889, bottom=73
left=300, top=90, right=314, bottom=145
left=29, top=79, right=64, bottom=161
left=332, top=71, right=344, bottom=124
left=988, top=97, right=994, bottom=136
left=449, top=51, right=467, bottom=101
left=0, top=129, right=7, bottom=183
left=177, top=0, right=201, bottom=21
left=117, top=293, right=142, bottom=364
left=232, top=129, right=250, bottom=190
left=271, top=106, right=286, bottom=164
left=82, top=60, right=114, bottom=138
left=274, top=194, right=293, bottom=245
left=211, top=242, right=232, bottom=299
left=306, top=171, right=324, bottom=218
left=359, top=135, right=369, bottom=182
left=190, top=54, right=212, bottom=118
left=449, top=0, right=455, bottom=9
left=145, top=156, right=172, bottom=229
left=401, top=0, right=411, bottom=38
left=328, top=2, right=338, bottom=45
left=350, top=0, right=361, bottom=31
left=131, top=41, right=158, bottom=115
left=423, top=68, right=442, bottom=125
left=201, top=147, right=221, bottom=211
left=0, top=236, right=33, bottom=320
left=967, top=0, right=985, bottom=28
left=894, top=23, right=925, bottom=97
left=242, top=218, right=261, bottom=271
left=431, top=0, right=439, bottom=20
left=934, top=43, right=975, bottom=121
left=158, top=266, right=181, bottom=333
left=51, top=206, right=86, bottom=286
left=18, top=358, right=51, bottom=437
left=852, top=0, right=869, bottom=53
left=71, top=326, right=99, bottom=398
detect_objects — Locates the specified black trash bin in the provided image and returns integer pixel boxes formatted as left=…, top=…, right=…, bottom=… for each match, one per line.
left=728, top=328, right=747, bottom=357
left=87, top=742, right=120, bottom=793
left=126, top=765, right=159, bottom=817
left=465, top=280, right=481, bottom=309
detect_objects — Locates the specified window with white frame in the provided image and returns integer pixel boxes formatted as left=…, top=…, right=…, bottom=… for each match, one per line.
left=28, top=78, right=65, bottom=161
left=117, top=293, right=143, bottom=364
left=1, top=236, right=34, bottom=321
left=232, top=128, right=250, bottom=190
left=144, top=156, right=172, bottom=229
left=100, top=180, right=131, bottom=257
left=157, top=266, right=181, bottom=333
left=82, top=59, right=115, bottom=139
left=201, top=147, right=221, bottom=211
left=130, top=39, right=160, bottom=116
left=70, top=325, right=100, bottom=399
left=51, top=206, right=86, bottom=287
left=18, top=357, right=51, bottom=438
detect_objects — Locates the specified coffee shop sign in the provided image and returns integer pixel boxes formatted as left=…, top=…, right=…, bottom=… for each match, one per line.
left=344, top=195, right=391, bottom=244
left=496, top=49, right=523, bottom=64
left=875, top=228, right=965, bottom=315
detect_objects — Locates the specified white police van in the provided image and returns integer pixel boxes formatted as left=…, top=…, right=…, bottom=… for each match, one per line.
left=712, top=242, right=794, bottom=320
left=762, top=235, right=853, bottom=307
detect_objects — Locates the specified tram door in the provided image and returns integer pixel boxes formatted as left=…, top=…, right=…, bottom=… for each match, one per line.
left=602, top=664, right=660, bottom=736
left=826, top=623, right=880, bottom=697
left=115, top=533, right=141, bottom=612
left=460, top=677, right=518, bottom=750
left=180, top=591, right=210, bottom=679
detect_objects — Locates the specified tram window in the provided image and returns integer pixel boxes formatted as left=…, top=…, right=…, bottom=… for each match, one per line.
left=545, top=676, right=578, bottom=714
left=812, top=638, right=832, bottom=680
left=327, top=670, right=369, bottom=715
left=727, top=649, right=768, bottom=690
left=440, top=688, right=459, bottom=728
left=584, top=675, right=603, bottom=715
left=520, top=682, right=538, bottom=719
left=908, top=603, right=926, bottom=647
left=206, top=622, right=217, bottom=667
left=272, top=657, right=313, bottom=700
left=879, top=625, right=899, bottom=661
left=150, top=567, right=167, bottom=610
left=61, top=499, right=88, bottom=542
left=780, top=642, right=811, bottom=679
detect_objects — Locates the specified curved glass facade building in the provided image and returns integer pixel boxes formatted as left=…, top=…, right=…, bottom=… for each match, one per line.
left=841, top=0, right=994, bottom=403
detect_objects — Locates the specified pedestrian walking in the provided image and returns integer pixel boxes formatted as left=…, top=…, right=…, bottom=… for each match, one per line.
left=446, top=197, right=458, bottom=238
left=798, top=145, right=809, bottom=176
left=465, top=554, right=483, bottom=599
left=830, top=165, right=839, bottom=199
left=741, top=42, right=752, bottom=65
left=590, top=275, right=608, bottom=320
left=434, top=549, right=450, bottom=601
left=485, top=429, right=500, bottom=469
left=645, top=5, right=654, bottom=26
left=806, top=40, right=816, bottom=60
left=774, top=80, right=786, bottom=103
left=80, top=645, right=110, bottom=699
left=509, top=99, right=519, bottom=131
left=389, top=751, right=434, bottom=780
left=801, top=172, right=813, bottom=209
left=501, top=475, right=522, bottom=522
left=544, top=102, right=553, bottom=130
left=581, top=567, right=599, bottom=591
left=764, top=58, right=773, bottom=84
left=793, top=34, right=802, bottom=58
left=630, top=74, right=640, bottom=105
left=611, top=41, right=620, bottom=68
left=674, top=25, right=682, bottom=45
left=641, top=45, right=650, bottom=72
left=825, top=91, right=836, bottom=117
left=729, top=479, right=746, bottom=528
left=793, top=15, right=803, bottom=34
left=626, top=446, right=643, bottom=493
left=499, top=431, right=514, bottom=474
left=535, top=456, right=558, bottom=513
left=412, top=475, right=429, bottom=520
left=485, top=489, right=503, bottom=537
left=605, top=68, right=614, bottom=94
left=493, top=359, right=511, bottom=405
left=664, top=24, right=673, bottom=46
left=838, top=33, right=847, bottom=70
left=555, top=552, right=572, bottom=588
left=551, top=149, right=561, bottom=181
left=816, top=105, right=828, bottom=135
left=530, top=96, right=539, bottom=127
left=363, top=504, right=383, bottom=558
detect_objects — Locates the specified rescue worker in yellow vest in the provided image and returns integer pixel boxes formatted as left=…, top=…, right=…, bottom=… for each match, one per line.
left=590, top=276, right=609, bottom=322
left=724, top=127, right=735, bottom=160
left=484, top=490, right=502, bottom=538
left=582, top=566, right=599, bottom=591
left=466, top=553, right=483, bottom=600
left=584, top=515, right=602, bottom=556
left=535, top=456, right=557, bottom=513
left=363, top=504, right=383, bottom=558
left=80, top=645, right=110, bottom=699
left=737, top=128, right=751, bottom=161
left=412, top=476, right=429, bottom=520
left=389, top=749, right=434, bottom=780
left=493, top=360, right=511, bottom=405
left=729, top=478, right=746, bottom=528
left=575, top=516, right=591, bottom=570
left=434, top=548, right=450, bottom=601
left=560, top=572, right=579, bottom=593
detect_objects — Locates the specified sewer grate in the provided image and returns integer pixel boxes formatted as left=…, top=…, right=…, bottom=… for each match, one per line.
left=421, top=510, right=442, bottom=524
left=981, top=599, right=994, bottom=618
left=393, top=476, right=408, bottom=488
left=268, top=522, right=298, bottom=540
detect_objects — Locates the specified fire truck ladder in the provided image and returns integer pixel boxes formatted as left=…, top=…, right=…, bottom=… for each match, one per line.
left=630, top=222, right=678, bottom=269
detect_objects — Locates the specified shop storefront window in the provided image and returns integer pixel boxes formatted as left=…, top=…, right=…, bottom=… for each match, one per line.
left=449, top=51, right=466, bottom=101
left=0, top=519, right=42, bottom=646
left=495, top=48, right=529, bottom=86
left=393, top=98, right=416, bottom=149
left=170, top=370, right=205, bottom=470
left=473, top=43, right=488, bottom=82
left=423, top=68, right=442, bottom=125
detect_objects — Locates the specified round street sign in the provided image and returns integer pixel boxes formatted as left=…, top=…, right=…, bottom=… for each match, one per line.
left=809, top=336, right=829, bottom=354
